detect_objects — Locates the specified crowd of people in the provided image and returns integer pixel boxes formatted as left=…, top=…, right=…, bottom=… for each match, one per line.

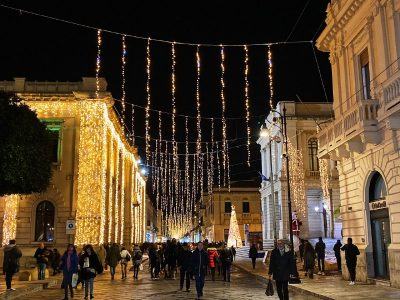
left=2, top=239, right=234, bottom=300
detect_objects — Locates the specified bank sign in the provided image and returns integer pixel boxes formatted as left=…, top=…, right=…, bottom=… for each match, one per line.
left=369, top=199, right=387, bottom=211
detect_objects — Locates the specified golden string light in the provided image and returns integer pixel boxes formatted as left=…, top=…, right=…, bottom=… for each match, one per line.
left=196, top=45, right=202, bottom=189
left=287, top=139, right=306, bottom=217
left=145, top=38, right=151, bottom=164
left=216, top=142, right=221, bottom=189
left=23, top=98, right=146, bottom=245
left=114, top=148, right=120, bottom=242
left=220, top=46, right=228, bottom=187
left=210, top=118, right=215, bottom=197
left=268, top=45, right=274, bottom=110
left=243, top=45, right=251, bottom=166
left=95, top=29, right=102, bottom=99
left=131, top=105, right=135, bottom=144
left=2, top=194, right=19, bottom=246
left=185, top=117, right=190, bottom=215
left=120, top=156, right=125, bottom=244
left=121, top=34, right=127, bottom=130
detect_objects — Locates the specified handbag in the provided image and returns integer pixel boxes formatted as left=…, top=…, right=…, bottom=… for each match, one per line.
left=265, top=279, right=274, bottom=296
left=71, top=273, right=79, bottom=288
left=139, top=264, right=143, bottom=271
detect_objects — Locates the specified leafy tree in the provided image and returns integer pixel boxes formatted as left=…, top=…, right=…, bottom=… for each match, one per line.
left=0, top=92, right=52, bottom=196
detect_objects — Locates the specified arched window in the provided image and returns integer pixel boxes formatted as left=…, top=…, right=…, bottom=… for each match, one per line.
left=35, top=201, right=55, bottom=242
left=369, top=172, right=387, bottom=202
left=308, top=138, right=319, bottom=171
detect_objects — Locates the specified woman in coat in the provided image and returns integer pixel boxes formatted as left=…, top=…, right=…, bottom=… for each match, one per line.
left=60, top=244, right=79, bottom=300
left=207, top=247, right=219, bottom=281
left=120, top=246, right=131, bottom=279
left=79, top=244, right=103, bottom=299
left=303, top=240, right=316, bottom=278
left=132, top=245, right=143, bottom=279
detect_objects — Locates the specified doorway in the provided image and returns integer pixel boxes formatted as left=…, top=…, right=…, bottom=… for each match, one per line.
left=370, top=209, right=391, bottom=279
left=368, top=172, right=390, bottom=279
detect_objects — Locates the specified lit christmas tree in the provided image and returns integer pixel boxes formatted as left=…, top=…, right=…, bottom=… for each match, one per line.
left=227, top=205, right=242, bottom=248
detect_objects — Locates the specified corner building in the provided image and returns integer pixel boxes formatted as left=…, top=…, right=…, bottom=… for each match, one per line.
left=317, top=0, right=400, bottom=286
left=0, top=78, right=146, bottom=253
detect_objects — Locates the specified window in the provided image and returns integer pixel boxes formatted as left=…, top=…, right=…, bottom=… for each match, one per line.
left=369, top=172, right=387, bottom=202
left=224, top=201, right=232, bottom=213
left=360, top=49, right=371, bottom=99
left=308, top=138, right=319, bottom=171
left=35, top=201, right=55, bottom=242
left=243, top=201, right=250, bottom=213
left=42, top=119, right=63, bottom=163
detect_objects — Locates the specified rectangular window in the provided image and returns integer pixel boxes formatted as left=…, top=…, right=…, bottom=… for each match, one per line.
left=360, top=49, right=371, bottom=99
left=243, top=201, right=250, bottom=213
left=42, top=119, right=63, bottom=163
left=224, top=201, right=232, bottom=213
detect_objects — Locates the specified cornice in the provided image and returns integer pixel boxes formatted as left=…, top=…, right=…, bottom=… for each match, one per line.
left=316, top=0, right=367, bottom=52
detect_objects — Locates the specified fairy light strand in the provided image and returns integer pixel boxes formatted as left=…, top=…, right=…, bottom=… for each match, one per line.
left=145, top=38, right=151, bottom=164
left=121, top=34, right=127, bottom=131
left=220, top=46, right=228, bottom=187
left=95, top=29, right=102, bottom=99
left=268, top=45, right=274, bottom=110
left=243, top=45, right=251, bottom=166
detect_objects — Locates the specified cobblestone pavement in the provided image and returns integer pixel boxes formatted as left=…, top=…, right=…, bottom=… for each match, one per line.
left=24, top=263, right=312, bottom=300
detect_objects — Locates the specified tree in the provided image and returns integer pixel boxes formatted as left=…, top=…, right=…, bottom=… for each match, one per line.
left=0, top=92, right=52, bottom=196
left=227, top=205, right=242, bottom=248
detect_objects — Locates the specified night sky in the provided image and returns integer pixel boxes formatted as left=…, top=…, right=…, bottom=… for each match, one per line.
left=0, top=1, right=332, bottom=185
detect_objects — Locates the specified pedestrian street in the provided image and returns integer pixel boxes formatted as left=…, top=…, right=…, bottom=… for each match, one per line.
left=25, top=263, right=314, bottom=300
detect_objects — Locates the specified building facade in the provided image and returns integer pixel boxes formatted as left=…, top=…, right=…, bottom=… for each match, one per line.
left=0, top=77, right=146, bottom=250
left=199, top=181, right=262, bottom=246
left=257, top=102, right=340, bottom=249
left=316, top=0, right=400, bottom=286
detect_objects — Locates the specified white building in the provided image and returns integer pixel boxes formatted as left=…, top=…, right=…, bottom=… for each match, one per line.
left=257, top=101, right=340, bottom=249
left=316, top=0, right=400, bottom=286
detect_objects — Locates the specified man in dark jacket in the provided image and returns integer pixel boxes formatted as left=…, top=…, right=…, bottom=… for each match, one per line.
left=220, top=243, right=233, bottom=282
left=191, top=242, right=208, bottom=300
left=315, top=237, right=326, bottom=275
left=341, top=237, right=360, bottom=285
left=105, top=243, right=120, bottom=280
left=333, top=240, right=342, bottom=272
left=268, top=240, right=294, bottom=300
left=3, top=239, right=22, bottom=290
left=178, top=242, right=192, bottom=292
left=249, top=243, right=258, bottom=269
left=34, top=242, right=48, bottom=280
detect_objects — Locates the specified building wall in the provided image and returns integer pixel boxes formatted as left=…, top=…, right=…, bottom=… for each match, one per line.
left=201, top=187, right=262, bottom=245
left=316, top=0, right=400, bottom=286
left=0, top=78, right=147, bottom=251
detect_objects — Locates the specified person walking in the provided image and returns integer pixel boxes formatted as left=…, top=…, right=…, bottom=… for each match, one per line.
left=3, top=239, right=22, bottom=291
left=178, top=242, right=192, bottom=291
left=132, top=245, right=143, bottom=279
left=207, top=246, right=219, bottom=281
left=52, top=248, right=61, bottom=275
left=191, top=242, right=208, bottom=300
left=168, top=239, right=178, bottom=279
left=249, top=243, right=258, bottom=269
left=60, top=244, right=79, bottom=300
left=298, top=239, right=305, bottom=263
left=333, top=240, right=342, bottom=272
left=120, top=246, right=131, bottom=279
left=303, top=241, right=316, bottom=279
left=220, top=243, right=233, bottom=282
left=315, top=237, right=326, bottom=275
left=79, top=244, right=103, bottom=299
left=148, top=243, right=159, bottom=279
left=268, top=240, right=294, bottom=300
left=105, top=243, right=121, bottom=280
left=341, top=237, right=360, bottom=285
left=230, top=245, right=236, bottom=261
left=34, top=242, right=49, bottom=280
left=97, top=244, right=107, bottom=270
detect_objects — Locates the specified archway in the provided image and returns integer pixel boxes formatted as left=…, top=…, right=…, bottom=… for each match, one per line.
left=367, top=172, right=390, bottom=279
left=35, top=200, right=55, bottom=242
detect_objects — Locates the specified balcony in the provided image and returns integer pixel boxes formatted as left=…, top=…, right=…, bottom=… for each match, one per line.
left=306, top=170, right=320, bottom=180
left=317, top=99, right=380, bottom=159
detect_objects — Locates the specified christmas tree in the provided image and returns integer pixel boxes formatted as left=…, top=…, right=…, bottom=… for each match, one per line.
left=227, top=205, right=242, bottom=248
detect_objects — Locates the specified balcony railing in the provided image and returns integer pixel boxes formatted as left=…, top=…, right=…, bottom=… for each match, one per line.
left=383, top=70, right=400, bottom=111
left=318, top=99, right=379, bottom=152
left=306, top=170, right=320, bottom=179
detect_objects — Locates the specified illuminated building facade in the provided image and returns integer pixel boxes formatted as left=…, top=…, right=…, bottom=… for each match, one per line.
left=257, top=101, right=340, bottom=249
left=0, top=77, right=146, bottom=248
left=317, top=0, right=400, bottom=285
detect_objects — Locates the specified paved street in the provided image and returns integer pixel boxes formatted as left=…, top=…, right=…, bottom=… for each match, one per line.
left=24, top=263, right=312, bottom=300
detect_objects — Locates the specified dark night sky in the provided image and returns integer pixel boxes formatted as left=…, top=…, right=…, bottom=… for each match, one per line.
left=0, top=0, right=332, bottom=184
